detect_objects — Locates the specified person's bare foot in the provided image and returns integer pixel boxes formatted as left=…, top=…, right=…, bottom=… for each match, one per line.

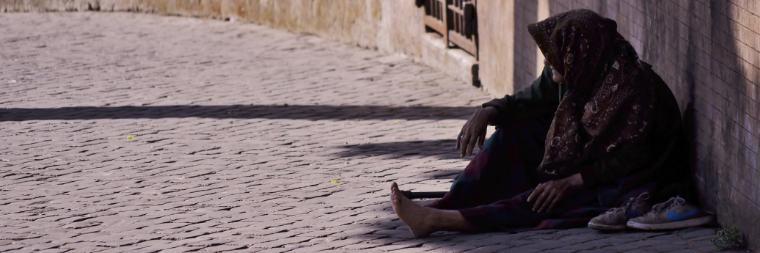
left=390, top=182, right=436, bottom=237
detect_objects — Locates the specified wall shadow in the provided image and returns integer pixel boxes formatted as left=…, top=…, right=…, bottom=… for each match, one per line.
left=0, top=104, right=476, bottom=121
left=640, top=0, right=753, bottom=222
left=700, top=1, right=757, bottom=243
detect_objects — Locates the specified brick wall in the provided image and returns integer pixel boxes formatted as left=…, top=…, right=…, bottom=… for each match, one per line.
left=515, top=0, right=759, bottom=248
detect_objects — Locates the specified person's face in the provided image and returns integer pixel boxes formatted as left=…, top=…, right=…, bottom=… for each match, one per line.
left=552, top=68, right=564, bottom=84
left=546, top=60, right=564, bottom=84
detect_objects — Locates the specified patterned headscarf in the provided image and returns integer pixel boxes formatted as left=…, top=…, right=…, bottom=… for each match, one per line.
left=529, top=9, right=656, bottom=178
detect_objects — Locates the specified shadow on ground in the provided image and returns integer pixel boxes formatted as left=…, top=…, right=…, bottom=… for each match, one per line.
left=0, top=104, right=475, bottom=121
left=335, top=139, right=466, bottom=161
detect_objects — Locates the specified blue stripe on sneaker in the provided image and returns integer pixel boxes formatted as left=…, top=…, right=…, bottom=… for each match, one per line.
left=666, top=209, right=700, bottom=221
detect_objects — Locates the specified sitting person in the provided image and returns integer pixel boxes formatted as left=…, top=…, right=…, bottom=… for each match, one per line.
left=390, top=9, right=709, bottom=237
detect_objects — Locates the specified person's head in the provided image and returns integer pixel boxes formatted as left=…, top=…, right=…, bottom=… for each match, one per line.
left=529, top=9, right=619, bottom=91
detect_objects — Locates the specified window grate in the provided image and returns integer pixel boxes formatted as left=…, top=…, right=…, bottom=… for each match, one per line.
left=419, top=0, right=478, bottom=58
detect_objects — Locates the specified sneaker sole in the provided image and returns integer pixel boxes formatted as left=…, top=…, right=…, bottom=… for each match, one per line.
left=588, top=221, right=626, bottom=231
left=626, top=216, right=713, bottom=230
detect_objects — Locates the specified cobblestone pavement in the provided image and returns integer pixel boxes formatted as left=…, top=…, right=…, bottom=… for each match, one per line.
left=0, top=12, right=728, bottom=252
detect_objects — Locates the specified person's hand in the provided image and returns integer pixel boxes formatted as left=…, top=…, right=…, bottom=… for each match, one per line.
left=457, top=106, right=498, bottom=157
left=527, top=173, right=584, bottom=213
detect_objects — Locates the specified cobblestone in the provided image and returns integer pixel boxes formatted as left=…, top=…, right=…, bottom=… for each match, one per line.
left=0, top=12, right=731, bottom=252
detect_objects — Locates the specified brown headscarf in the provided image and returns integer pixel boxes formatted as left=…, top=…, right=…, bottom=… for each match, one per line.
left=530, top=9, right=656, bottom=178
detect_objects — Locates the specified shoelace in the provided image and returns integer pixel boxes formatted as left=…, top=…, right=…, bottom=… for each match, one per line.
left=623, top=192, right=650, bottom=212
left=603, top=206, right=625, bottom=215
left=651, top=196, right=685, bottom=213
left=604, top=192, right=652, bottom=215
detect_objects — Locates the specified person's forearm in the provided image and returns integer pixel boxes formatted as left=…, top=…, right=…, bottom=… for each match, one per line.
left=482, top=106, right=499, bottom=125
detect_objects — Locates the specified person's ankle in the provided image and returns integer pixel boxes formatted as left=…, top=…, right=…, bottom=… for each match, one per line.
left=431, top=209, right=461, bottom=232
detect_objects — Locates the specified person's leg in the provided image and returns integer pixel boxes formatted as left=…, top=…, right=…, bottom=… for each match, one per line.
left=432, top=117, right=551, bottom=210
left=457, top=187, right=604, bottom=231
left=392, top=182, right=604, bottom=236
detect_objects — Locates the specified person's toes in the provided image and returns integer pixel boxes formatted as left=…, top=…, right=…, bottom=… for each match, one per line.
left=390, top=182, right=400, bottom=205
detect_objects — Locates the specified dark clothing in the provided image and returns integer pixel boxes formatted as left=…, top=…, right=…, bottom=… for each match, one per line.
left=483, top=64, right=692, bottom=200
left=528, top=10, right=663, bottom=183
left=431, top=115, right=652, bottom=230
left=432, top=9, right=693, bottom=231
left=432, top=118, right=613, bottom=230
left=433, top=63, right=690, bottom=231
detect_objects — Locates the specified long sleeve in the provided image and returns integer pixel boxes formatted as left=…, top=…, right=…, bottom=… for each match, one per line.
left=481, top=65, right=562, bottom=125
